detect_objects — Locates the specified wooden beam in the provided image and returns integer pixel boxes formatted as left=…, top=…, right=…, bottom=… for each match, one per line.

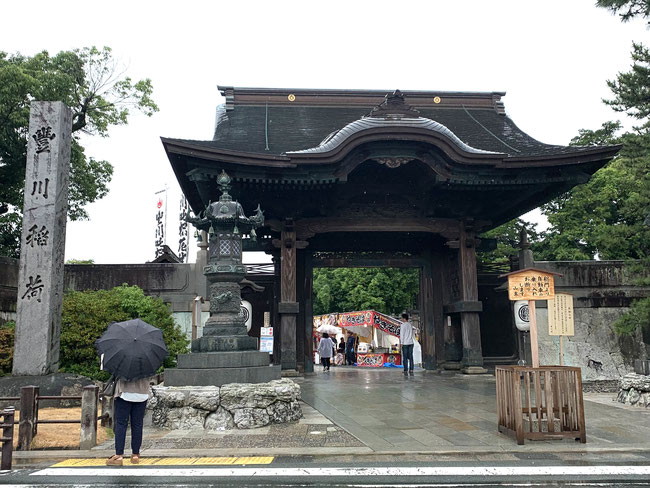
left=294, top=217, right=461, bottom=240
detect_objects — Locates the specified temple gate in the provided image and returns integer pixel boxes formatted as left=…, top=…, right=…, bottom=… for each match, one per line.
left=163, top=87, right=619, bottom=374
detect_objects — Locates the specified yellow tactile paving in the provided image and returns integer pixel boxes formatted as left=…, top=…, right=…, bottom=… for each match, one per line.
left=193, top=457, right=239, bottom=465
left=51, top=456, right=274, bottom=467
left=232, top=457, right=274, bottom=465
left=147, top=457, right=200, bottom=465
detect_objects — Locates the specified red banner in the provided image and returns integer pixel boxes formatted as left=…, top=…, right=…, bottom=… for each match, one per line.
left=338, top=310, right=401, bottom=337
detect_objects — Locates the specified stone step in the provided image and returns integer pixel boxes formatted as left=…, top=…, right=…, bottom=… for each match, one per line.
left=191, top=335, right=258, bottom=352
left=177, top=351, right=271, bottom=369
left=164, top=365, right=282, bottom=387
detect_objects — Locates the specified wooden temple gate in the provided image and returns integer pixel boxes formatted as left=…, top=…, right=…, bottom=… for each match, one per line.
left=163, top=86, right=619, bottom=374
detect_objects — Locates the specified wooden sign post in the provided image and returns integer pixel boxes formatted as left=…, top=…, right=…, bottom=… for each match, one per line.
left=499, top=268, right=563, bottom=367
left=548, top=293, right=575, bottom=365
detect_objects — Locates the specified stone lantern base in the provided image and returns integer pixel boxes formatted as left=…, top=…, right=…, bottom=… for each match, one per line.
left=164, top=350, right=280, bottom=387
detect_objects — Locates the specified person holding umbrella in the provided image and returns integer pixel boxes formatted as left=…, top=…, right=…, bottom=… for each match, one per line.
left=96, top=319, right=168, bottom=466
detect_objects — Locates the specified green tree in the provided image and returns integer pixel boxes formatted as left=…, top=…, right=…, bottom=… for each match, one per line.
left=605, top=42, right=650, bottom=121
left=313, top=267, right=418, bottom=316
left=534, top=123, right=650, bottom=260
left=59, top=284, right=188, bottom=380
left=0, top=46, right=158, bottom=258
left=597, top=0, right=650, bottom=24
left=65, top=258, right=95, bottom=264
left=477, top=218, right=538, bottom=269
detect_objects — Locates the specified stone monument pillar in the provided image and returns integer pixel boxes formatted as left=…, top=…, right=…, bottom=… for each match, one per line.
left=164, top=171, right=281, bottom=386
left=13, top=102, right=72, bottom=375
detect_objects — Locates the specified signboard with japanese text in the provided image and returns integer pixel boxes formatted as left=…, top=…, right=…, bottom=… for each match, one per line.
left=548, top=293, right=575, bottom=336
left=260, top=327, right=273, bottom=354
left=507, top=270, right=555, bottom=301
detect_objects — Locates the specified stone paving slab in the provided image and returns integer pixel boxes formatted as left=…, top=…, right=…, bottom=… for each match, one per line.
left=10, top=368, right=650, bottom=465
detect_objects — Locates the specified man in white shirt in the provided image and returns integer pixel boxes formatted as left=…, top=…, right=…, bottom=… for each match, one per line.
left=399, top=313, right=415, bottom=375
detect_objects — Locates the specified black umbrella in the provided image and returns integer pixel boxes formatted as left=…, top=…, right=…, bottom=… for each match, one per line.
left=95, top=319, right=169, bottom=381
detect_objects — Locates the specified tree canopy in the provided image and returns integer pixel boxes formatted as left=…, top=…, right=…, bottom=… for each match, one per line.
left=597, top=0, right=650, bottom=24
left=313, top=267, right=419, bottom=317
left=0, top=46, right=158, bottom=258
left=525, top=1, right=650, bottom=261
left=533, top=123, right=650, bottom=261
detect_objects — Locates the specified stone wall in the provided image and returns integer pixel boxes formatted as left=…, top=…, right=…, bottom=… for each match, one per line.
left=2, top=257, right=648, bottom=378
left=534, top=261, right=649, bottom=381
left=147, top=379, right=302, bottom=430
left=0, top=257, right=211, bottom=338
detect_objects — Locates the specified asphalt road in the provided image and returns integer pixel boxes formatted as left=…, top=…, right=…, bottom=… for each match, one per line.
left=2, top=462, right=650, bottom=487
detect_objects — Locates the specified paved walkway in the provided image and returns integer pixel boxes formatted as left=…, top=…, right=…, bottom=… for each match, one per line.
left=12, top=367, right=650, bottom=465
left=297, top=367, right=650, bottom=454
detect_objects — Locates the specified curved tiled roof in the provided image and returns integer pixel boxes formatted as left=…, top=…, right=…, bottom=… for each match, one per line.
left=163, top=88, right=619, bottom=169
left=203, top=104, right=600, bottom=159
left=286, top=116, right=503, bottom=156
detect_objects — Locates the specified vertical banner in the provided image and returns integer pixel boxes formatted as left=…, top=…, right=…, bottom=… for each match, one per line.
left=154, top=188, right=167, bottom=258
left=178, top=196, right=189, bottom=262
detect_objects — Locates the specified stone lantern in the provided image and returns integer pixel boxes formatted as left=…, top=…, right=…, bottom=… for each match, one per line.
left=164, top=170, right=281, bottom=385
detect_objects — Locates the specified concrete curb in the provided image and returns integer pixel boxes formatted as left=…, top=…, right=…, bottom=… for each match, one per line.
left=12, top=444, right=650, bottom=461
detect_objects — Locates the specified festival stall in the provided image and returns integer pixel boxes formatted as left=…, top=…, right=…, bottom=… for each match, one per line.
left=312, top=314, right=341, bottom=364
left=337, top=311, right=402, bottom=367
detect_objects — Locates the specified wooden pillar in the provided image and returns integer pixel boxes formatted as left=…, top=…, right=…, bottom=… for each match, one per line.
left=18, top=386, right=38, bottom=451
left=431, top=250, right=446, bottom=369
left=458, top=223, right=486, bottom=373
left=303, top=250, right=314, bottom=373
left=279, top=220, right=298, bottom=371
left=419, top=256, right=436, bottom=370
left=295, top=249, right=306, bottom=373
left=271, top=254, right=281, bottom=366
left=79, top=385, right=98, bottom=450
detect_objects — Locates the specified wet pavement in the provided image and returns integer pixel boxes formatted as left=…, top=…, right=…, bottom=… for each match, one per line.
left=297, top=366, right=650, bottom=453
left=12, top=366, right=650, bottom=465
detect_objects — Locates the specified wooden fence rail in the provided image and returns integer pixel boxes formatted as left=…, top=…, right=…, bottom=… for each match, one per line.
left=0, top=385, right=102, bottom=451
left=496, top=365, right=586, bottom=445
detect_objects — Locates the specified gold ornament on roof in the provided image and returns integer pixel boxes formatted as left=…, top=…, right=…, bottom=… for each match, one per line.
left=288, top=94, right=296, bottom=102
left=433, top=96, right=441, bottom=104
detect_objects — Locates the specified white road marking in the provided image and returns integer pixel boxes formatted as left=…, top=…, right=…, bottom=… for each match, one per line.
left=30, top=465, right=650, bottom=478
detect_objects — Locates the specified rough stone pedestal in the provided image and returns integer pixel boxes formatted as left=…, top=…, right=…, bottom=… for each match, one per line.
left=616, top=373, right=650, bottom=408
left=147, top=379, right=301, bottom=430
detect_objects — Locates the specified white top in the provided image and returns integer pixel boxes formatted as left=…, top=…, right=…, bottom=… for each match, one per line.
left=120, top=392, right=149, bottom=402
left=317, top=338, right=334, bottom=358
left=400, top=321, right=415, bottom=345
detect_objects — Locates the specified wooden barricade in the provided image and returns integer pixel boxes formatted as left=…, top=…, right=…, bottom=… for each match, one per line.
left=13, top=385, right=102, bottom=451
left=496, top=365, right=586, bottom=445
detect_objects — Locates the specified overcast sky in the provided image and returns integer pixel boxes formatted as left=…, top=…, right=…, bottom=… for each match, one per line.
left=3, top=1, right=647, bottom=264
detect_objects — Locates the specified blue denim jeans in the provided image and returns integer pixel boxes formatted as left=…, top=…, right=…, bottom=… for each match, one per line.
left=402, top=344, right=414, bottom=371
left=114, top=397, right=147, bottom=455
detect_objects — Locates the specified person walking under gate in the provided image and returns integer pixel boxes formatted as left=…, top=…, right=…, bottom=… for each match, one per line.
left=317, top=332, right=334, bottom=371
left=400, top=313, right=416, bottom=375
